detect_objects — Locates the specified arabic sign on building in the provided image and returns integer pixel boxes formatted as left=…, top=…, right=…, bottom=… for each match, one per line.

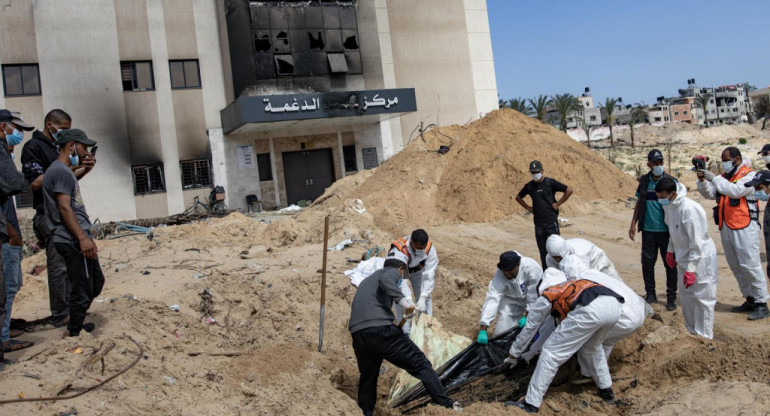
left=221, top=88, right=417, bottom=134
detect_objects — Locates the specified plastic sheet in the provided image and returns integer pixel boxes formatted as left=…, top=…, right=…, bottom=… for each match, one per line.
left=391, top=325, right=537, bottom=410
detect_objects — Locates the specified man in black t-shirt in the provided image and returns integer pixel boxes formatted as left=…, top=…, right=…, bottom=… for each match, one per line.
left=515, top=160, right=573, bottom=268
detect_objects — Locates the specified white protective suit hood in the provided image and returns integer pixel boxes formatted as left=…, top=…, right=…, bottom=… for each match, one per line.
left=538, top=267, right=567, bottom=295
left=670, top=182, right=688, bottom=205
left=546, top=235, right=571, bottom=259
left=559, top=254, right=589, bottom=281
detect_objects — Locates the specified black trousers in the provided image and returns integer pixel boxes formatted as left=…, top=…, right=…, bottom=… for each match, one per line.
left=641, top=231, right=678, bottom=299
left=55, top=241, right=105, bottom=335
left=535, top=221, right=560, bottom=269
left=351, top=325, right=452, bottom=415
left=34, top=212, right=71, bottom=318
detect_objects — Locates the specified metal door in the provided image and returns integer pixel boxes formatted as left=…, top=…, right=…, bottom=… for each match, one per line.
left=282, top=148, right=336, bottom=205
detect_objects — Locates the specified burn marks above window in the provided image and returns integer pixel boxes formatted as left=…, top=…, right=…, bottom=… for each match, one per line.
left=250, top=4, right=361, bottom=79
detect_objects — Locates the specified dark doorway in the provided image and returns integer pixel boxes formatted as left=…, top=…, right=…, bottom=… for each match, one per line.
left=282, top=148, right=336, bottom=205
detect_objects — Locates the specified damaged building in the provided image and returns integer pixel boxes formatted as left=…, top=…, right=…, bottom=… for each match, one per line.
left=0, top=0, right=498, bottom=220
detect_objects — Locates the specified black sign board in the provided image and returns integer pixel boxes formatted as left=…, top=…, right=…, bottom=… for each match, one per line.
left=362, top=147, right=378, bottom=170
left=221, top=88, right=417, bottom=133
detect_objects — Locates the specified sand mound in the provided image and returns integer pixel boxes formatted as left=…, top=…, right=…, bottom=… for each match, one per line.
left=264, top=109, right=637, bottom=246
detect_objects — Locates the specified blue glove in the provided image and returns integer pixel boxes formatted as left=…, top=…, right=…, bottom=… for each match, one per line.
left=477, top=330, right=488, bottom=345
left=518, top=316, right=527, bottom=328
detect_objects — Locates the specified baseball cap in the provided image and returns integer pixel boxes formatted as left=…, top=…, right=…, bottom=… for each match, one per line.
left=758, top=144, right=770, bottom=155
left=647, top=149, right=664, bottom=162
left=0, top=109, right=34, bottom=131
left=56, top=128, right=96, bottom=146
left=745, top=170, right=770, bottom=187
left=497, top=251, right=522, bottom=271
left=529, top=160, right=543, bottom=173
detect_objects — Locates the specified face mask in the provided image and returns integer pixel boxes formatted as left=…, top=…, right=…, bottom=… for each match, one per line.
left=396, top=278, right=403, bottom=287
left=6, top=128, right=23, bottom=146
left=652, top=165, right=664, bottom=176
left=532, top=173, right=543, bottom=181
left=763, top=156, right=770, bottom=164
left=69, top=148, right=80, bottom=166
left=722, top=160, right=735, bottom=173
left=756, top=190, right=769, bottom=201
left=10, top=153, right=14, bottom=161
left=415, top=249, right=426, bottom=257
left=658, top=196, right=672, bottom=206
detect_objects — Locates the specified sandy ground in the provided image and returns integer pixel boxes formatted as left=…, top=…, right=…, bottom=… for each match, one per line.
left=2, top=111, right=770, bottom=415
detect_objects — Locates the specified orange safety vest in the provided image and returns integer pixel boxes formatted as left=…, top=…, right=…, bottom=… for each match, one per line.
left=542, top=280, right=600, bottom=320
left=391, top=237, right=432, bottom=266
left=717, top=165, right=759, bottom=230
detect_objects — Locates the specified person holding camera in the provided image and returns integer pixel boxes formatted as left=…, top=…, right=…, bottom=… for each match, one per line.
left=696, top=147, right=769, bottom=321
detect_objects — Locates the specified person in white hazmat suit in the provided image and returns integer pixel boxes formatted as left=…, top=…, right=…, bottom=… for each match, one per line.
left=696, top=147, right=769, bottom=321
left=504, top=268, right=624, bottom=413
left=560, top=255, right=647, bottom=385
left=656, top=177, right=719, bottom=338
left=545, top=235, right=621, bottom=280
left=476, top=251, right=542, bottom=345
left=391, top=229, right=439, bottom=334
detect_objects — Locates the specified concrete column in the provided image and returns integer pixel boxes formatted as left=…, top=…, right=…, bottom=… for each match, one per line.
left=269, top=137, right=281, bottom=208
left=146, top=0, right=184, bottom=214
left=463, top=0, right=499, bottom=116
left=337, top=132, right=346, bottom=179
left=207, top=128, right=229, bottom=206
left=192, top=0, right=227, bottom=129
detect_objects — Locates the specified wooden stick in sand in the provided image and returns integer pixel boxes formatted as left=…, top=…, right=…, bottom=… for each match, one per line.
left=318, top=215, right=330, bottom=352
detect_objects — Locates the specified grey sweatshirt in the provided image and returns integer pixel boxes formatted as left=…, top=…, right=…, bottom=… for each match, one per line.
left=348, top=267, right=406, bottom=334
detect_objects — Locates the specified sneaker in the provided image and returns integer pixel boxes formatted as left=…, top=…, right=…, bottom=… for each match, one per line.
left=452, top=401, right=463, bottom=412
left=505, top=401, right=539, bottom=413
left=53, top=315, right=70, bottom=328
left=748, top=304, right=770, bottom=321
left=644, top=293, right=658, bottom=304
left=83, top=323, right=96, bottom=333
left=731, top=297, right=756, bottom=313
left=569, top=373, right=593, bottom=385
left=666, top=299, right=677, bottom=311
left=598, top=387, right=616, bottom=402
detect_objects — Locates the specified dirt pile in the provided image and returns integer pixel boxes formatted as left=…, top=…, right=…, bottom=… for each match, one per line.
left=612, top=121, right=770, bottom=147
left=265, top=109, right=637, bottom=246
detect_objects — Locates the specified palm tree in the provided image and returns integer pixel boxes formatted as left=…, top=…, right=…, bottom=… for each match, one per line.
left=551, top=93, right=581, bottom=132
left=577, top=116, right=594, bottom=149
left=529, top=95, right=550, bottom=122
left=601, top=97, right=619, bottom=148
left=498, top=98, right=507, bottom=109
left=695, top=93, right=712, bottom=127
left=508, top=97, right=534, bottom=116
left=627, top=106, right=647, bottom=148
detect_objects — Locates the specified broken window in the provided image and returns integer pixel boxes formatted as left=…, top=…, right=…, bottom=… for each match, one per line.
left=254, top=32, right=271, bottom=52
left=180, top=159, right=212, bottom=189
left=274, top=55, right=295, bottom=75
left=120, top=61, right=155, bottom=91
left=328, top=53, right=349, bottom=74
left=272, top=30, right=290, bottom=53
left=132, top=164, right=165, bottom=195
left=308, top=31, right=325, bottom=50
left=342, top=31, right=359, bottom=50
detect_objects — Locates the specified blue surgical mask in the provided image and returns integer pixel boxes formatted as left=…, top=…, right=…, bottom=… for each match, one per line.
left=756, top=190, right=769, bottom=201
left=396, top=278, right=403, bottom=287
left=69, top=150, right=80, bottom=167
left=10, top=153, right=14, bottom=161
left=658, top=198, right=672, bottom=206
left=6, top=128, right=23, bottom=146
left=652, top=165, right=664, bottom=177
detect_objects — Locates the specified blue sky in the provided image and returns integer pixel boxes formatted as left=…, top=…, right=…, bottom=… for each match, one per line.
left=488, top=0, right=770, bottom=106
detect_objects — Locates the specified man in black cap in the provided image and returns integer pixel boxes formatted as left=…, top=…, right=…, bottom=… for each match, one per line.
left=477, top=251, right=542, bottom=345
left=42, top=129, right=104, bottom=337
left=0, top=110, right=35, bottom=355
left=516, top=160, right=573, bottom=268
left=629, top=149, right=679, bottom=309
left=744, top=170, right=770, bottom=320
left=0, top=110, right=27, bottom=366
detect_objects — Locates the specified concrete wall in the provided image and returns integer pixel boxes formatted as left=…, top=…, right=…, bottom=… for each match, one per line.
left=386, top=0, right=486, bottom=148
left=33, top=0, right=137, bottom=221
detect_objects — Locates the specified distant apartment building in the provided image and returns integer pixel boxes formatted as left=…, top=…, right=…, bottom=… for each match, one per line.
left=647, top=97, right=671, bottom=124
left=547, top=87, right=601, bottom=129
left=670, top=97, right=696, bottom=124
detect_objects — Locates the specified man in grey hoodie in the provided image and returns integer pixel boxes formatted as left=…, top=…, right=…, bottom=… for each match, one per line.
left=349, top=251, right=457, bottom=415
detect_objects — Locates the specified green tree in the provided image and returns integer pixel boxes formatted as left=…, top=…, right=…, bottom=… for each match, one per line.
left=577, top=116, right=594, bottom=149
left=695, top=93, right=713, bottom=127
left=601, top=97, right=619, bottom=148
left=508, top=97, right=534, bottom=116
left=742, top=82, right=757, bottom=113
left=498, top=98, right=507, bottom=109
left=627, top=106, right=647, bottom=148
left=528, top=95, right=550, bottom=122
left=551, top=93, right=581, bottom=132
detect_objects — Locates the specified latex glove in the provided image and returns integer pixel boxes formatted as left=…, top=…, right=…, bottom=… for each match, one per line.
left=701, top=170, right=715, bottom=181
left=503, top=355, right=522, bottom=369
left=518, top=316, right=527, bottom=328
left=683, top=271, right=696, bottom=289
left=666, top=252, right=677, bottom=269
left=416, top=297, right=428, bottom=313
left=477, top=330, right=488, bottom=345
